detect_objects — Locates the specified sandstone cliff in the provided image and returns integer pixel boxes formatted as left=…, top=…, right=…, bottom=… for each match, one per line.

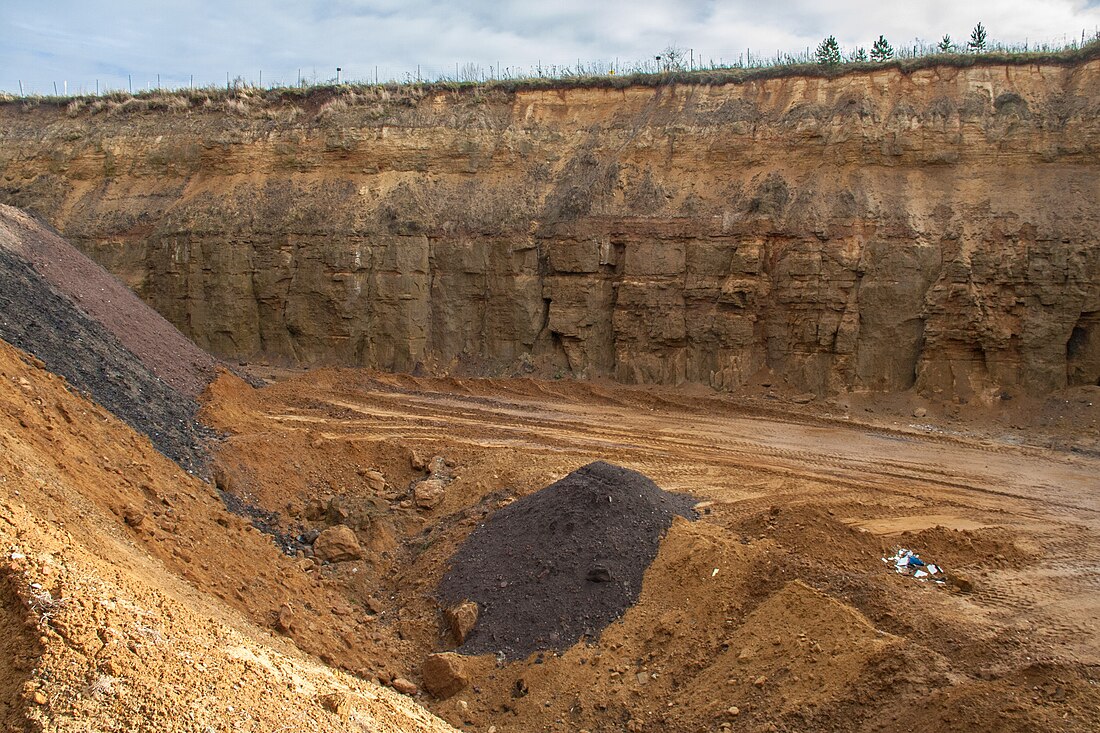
left=2, top=59, right=1099, bottom=400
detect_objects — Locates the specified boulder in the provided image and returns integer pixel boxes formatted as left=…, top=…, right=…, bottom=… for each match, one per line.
left=428, top=455, right=450, bottom=479
left=361, top=469, right=386, bottom=492
left=414, top=478, right=446, bottom=510
left=421, top=653, right=469, bottom=699
left=444, top=600, right=479, bottom=645
left=313, top=525, right=363, bottom=563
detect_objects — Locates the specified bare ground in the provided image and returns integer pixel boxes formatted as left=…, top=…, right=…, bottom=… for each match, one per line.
left=199, top=368, right=1100, bottom=732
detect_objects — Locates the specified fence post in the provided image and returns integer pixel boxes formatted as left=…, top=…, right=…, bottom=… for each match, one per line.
left=18, top=80, right=23, bottom=97
left=128, top=74, right=132, bottom=94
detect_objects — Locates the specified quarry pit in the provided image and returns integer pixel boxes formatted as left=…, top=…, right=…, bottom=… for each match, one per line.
left=1, top=53, right=1099, bottom=733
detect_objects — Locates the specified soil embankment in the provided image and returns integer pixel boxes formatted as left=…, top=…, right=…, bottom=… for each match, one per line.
left=0, top=208, right=212, bottom=474
left=2, top=60, right=1099, bottom=399
left=0, top=337, right=457, bottom=733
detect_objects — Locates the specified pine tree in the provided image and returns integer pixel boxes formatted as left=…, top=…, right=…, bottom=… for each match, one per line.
left=968, top=22, right=987, bottom=52
left=851, top=47, right=868, bottom=62
left=816, top=35, right=842, bottom=65
left=938, top=34, right=954, bottom=53
left=870, top=35, right=895, bottom=62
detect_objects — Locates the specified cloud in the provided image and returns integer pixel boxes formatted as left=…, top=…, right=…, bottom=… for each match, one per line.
left=2, top=1, right=1099, bottom=94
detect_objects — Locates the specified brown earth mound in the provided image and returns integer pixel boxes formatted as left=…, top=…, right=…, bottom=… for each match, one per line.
left=0, top=204, right=217, bottom=398
left=439, top=461, right=696, bottom=660
left=195, top=368, right=1100, bottom=732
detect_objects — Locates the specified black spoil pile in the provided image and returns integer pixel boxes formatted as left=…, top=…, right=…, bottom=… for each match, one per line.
left=0, top=247, right=212, bottom=475
left=439, top=461, right=696, bottom=660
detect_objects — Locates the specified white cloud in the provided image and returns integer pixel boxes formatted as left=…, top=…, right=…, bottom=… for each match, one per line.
left=2, top=0, right=1099, bottom=94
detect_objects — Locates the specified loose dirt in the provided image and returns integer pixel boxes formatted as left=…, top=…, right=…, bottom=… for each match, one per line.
left=196, top=368, right=1100, bottom=732
left=0, top=340, right=456, bottom=733
left=439, top=461, right=696, bottom=659
left=0, top=571, right=40, bottom=733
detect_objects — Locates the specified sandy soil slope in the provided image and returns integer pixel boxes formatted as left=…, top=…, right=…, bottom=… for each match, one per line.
left=0, top=341, right=456, bottom=733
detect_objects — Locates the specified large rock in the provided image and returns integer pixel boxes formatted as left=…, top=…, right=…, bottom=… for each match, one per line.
left=421, top=653, right=469, bottom=699
left=414, top=479, right=446, bottom=510
left=444, top=600, right=479, bottom=645
left=312, top=525, right=363, bottom=563
left=360, top=469, right=386, bottom=492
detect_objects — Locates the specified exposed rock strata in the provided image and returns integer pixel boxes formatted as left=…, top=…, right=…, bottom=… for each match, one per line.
left=2, top=60, right=1099, bottom=398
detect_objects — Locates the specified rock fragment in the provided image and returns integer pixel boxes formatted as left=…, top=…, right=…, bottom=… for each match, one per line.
left=361, top=469, right=386, bottom=492
left=390, top=677, right=419, bottom=696
left=414, top=479, right=447, bottom=510
left=312, top=525, right=363, bottom=563
left=421, top=652, right=470, bottom=698
left=444, top=600, right=479, bottom=645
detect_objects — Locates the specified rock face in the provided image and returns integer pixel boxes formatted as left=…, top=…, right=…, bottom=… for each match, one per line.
left=2, top=59, right=1099, bottom=399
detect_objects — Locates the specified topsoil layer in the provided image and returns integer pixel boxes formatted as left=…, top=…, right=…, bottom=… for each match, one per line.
left=439, top=461, right=696, bottom=660
left=0, top=245, right=211, bottom=475
left=0, top=204, right=218, bottom=398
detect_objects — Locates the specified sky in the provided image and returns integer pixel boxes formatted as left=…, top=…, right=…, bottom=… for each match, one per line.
left=3, top=1, right=1100, bottom=95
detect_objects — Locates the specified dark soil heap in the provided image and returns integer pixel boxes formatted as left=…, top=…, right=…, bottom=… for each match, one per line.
left=0, top=205, right=218, bottom=398
left=0, top=246, right=211, bottom=475
left=439, top=461, right=696, bottom=660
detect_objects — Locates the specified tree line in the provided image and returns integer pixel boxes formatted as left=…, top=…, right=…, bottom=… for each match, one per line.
left=816, top=22, right=988, bottom=65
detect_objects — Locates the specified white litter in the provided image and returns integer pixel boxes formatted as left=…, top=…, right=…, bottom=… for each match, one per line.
left=882, top=548, right=946, bottom=584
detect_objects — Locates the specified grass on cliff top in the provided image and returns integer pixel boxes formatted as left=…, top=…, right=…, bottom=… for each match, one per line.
left=4, top=38, right=1099, bottom=114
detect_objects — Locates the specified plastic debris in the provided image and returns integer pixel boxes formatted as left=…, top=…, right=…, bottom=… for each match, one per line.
left=883, top=548, right=946, bottom=584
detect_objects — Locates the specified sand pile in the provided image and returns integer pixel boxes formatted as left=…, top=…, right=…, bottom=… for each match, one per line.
left=0, top=206, right=215, bottom=474
left=439, top=461, right=696, bottom=660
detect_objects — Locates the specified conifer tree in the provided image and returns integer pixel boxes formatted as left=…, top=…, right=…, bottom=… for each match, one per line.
left=968, top=22, right=987, bottom=52
left=870, top=35, right=895, bottom=61
left=816, top=35, right=842, bottom=65
left=938, top=34, right=954, bottom=53
left=851, top=47, right=868, bottom=62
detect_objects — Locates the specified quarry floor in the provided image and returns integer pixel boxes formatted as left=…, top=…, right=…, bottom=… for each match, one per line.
left=204, top=369, right=1100, bottom=732
left=4, top=347, right=1100, bottom=732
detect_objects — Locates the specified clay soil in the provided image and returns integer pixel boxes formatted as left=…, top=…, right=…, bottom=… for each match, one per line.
left=193, top=368, right=1100, bottom=733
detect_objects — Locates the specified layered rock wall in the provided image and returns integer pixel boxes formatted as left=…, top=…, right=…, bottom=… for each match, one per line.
left=2, top=60, right=1099, bottom=398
